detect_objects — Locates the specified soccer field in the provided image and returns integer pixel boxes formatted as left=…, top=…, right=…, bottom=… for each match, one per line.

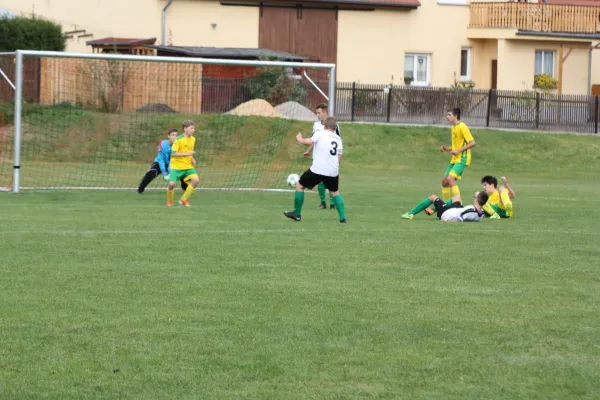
left=1, top=125, right=599, bottom=399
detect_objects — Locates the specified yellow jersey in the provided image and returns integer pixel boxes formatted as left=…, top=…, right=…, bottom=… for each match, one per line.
left=450, top=122, right=474, bottom=165
left=170, top=134, right=196, bottom=170
left=487, top=191, right=500, bottom=205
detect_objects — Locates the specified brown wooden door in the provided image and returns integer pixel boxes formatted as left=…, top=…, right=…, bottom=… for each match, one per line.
left=259, top=6, right=337, bottom=84
left=491, top=60, right=498, bottom=90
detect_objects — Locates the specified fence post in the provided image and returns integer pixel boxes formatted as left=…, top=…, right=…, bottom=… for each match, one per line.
left=595, top=95, right=599, bottom=134
left=386, top=85, right=393, bottom=123
left=535, top=91, right=540, bottom=129
left=350, top=82, right=356, bottom=122
left=485, top=89, right=492, bottom=127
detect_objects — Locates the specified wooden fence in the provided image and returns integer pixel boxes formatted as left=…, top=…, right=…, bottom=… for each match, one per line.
left=470, top=2, right=600, bottom=33
left=38, top=58, right=203, bottom=113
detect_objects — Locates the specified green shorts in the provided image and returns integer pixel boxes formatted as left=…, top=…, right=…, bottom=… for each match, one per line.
left=444, top=161, right=467, bottom=180
left=491, top=203, right=509, bottom=218
left=170, top=168, right=197, bottom=183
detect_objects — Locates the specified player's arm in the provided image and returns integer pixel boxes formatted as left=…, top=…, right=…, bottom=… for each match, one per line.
left=501, top=176, right=516, bottom=199
left=157, top=142, right=169, bottom=176
left=296, top=132, right=315, bottom=146
left=303, top=143, right=315, bottom=158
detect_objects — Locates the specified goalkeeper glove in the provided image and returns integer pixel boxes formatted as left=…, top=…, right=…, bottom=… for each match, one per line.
left=163, top=174, right=170, bottom=181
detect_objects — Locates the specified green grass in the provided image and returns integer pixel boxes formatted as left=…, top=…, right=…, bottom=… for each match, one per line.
left=0, top=123, right=599, bottom=399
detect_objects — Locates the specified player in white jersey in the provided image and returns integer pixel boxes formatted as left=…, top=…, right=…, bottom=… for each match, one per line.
left=402, top=190, right=488, bottom=222
left=285, top=117, right=347, bottom=223
left=303, top=103, right=341, bottom=210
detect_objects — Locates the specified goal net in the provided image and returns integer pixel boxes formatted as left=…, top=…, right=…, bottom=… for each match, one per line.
left=1, top=51, right=335, bottom=191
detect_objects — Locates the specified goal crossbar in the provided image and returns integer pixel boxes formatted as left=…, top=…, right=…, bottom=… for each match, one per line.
left=10, top=50, right=337, bottom=193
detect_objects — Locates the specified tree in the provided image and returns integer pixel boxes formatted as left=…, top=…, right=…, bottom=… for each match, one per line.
left=0, top=14, right=66, bottom=51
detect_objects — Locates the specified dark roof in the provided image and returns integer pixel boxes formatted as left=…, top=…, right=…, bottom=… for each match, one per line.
left=517, top=30, right=600, bottom=40
left=145, top=46, right=311, bottom=61
left=86, top=37, right=157, bottom=47
left=222, top=0, right=420, bottom=8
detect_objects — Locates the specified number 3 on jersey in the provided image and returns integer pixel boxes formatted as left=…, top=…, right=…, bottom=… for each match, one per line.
left=330, top=141, right=338, bottom=156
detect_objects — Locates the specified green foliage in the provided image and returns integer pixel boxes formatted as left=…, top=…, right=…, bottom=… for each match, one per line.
left=0, top=15, right=65, bottom=51
left=534, top=74, right=558, bottom=90
left=242, top=57, right=306, bottom=106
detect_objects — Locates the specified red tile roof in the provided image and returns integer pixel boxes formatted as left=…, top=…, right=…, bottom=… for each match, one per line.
left=86, top=37, right=157, bottom=47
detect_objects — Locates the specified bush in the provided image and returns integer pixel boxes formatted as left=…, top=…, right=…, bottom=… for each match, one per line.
left=242, top=57, right=306, bottom=106
left=534, top=74, right=557, bottom=90
left=0, top=15, right=65, bottom=51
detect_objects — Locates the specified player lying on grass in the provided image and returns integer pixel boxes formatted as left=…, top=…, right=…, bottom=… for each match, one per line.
left=439, top=108, right=476, bottom=204
left=303, top=103, right=341, bottom=210
left=479, top=175, right=515, bottom=219
left=167, top=120, right=199, bottom=207
left=285, top=117, right=347, bottom=223
left=137, top=128, right=188, bottom=194
left=401, top=190, right=488, bottom=222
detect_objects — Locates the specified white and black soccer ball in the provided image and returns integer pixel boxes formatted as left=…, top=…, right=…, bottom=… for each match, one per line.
left=286, top=174, right=300, bottom=187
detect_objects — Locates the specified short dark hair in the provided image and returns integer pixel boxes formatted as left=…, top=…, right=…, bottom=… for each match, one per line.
left=316, top=103, right=328, bottom=112
left=448, top=108, right=461, bottom=120
left=324, top=117, right=337, bottom=131
left=476, top=191, right=489, bottom=206
left=481, top=175, right=498, bottom=188
left=168, top=128, right=178, bottom=134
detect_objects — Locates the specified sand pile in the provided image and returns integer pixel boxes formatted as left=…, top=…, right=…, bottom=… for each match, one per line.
left=226, top=99, right=283, bottom=118
left=274, top=101, right=317, bottom=121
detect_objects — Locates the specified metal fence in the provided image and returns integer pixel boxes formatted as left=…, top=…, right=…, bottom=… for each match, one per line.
left=335, top=82, right=599, bottom=134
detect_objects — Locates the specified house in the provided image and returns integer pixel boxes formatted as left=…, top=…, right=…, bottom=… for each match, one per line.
left=4, top=0, right=600, bottom=94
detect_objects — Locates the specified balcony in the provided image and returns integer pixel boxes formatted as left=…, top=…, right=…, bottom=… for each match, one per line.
left=470, top=2, right=600, bottom=34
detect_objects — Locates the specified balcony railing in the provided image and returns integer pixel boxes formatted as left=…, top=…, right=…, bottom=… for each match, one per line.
left=470, top=2, right=600, bottom=34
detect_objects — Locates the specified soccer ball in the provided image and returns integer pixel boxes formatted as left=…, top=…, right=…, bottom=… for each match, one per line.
left=287, top=173, right=300, bottom=187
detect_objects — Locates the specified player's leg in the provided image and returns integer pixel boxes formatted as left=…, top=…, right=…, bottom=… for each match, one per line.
left=447, top=161, right=467, bottom=199
left=329, top=191, right=336, bottom=210
left=138, top=162, right=161, bottom=194
left=497, top=186, right=513, bottom=217
left=402, top=194, right=438, bottom=219
left=285, top=170, right=317, bottom=221
left=317, top=182, right=327, bottom=208
left=167, top=170, right=183, bottom=206
left=325, top=176, right=345, bottom=222
left=441, top=164, right=453, bottom=201
left=180, top=176, right=189, bottom=191
left=179, top=170, right=198, bottom=206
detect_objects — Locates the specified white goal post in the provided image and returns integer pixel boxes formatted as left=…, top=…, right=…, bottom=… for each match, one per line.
left=10, top=49, right=337, bottom=193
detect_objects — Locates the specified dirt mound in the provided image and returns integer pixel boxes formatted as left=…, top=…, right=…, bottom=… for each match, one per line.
left=274, top=101, right=317, bottom=121
left=226, top=99, right=283, bottom=118
left=136, top=103, right=176, bottom=113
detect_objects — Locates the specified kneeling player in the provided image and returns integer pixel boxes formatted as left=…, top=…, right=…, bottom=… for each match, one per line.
left=402, top=190, right=488, bottom=222
left=480, top=175, right=516, bottom=219
left=284, top=117, right=347, bottom=223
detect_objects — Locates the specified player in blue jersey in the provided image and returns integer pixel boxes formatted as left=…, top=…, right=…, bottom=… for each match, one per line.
left=137, top=128, right=188, bottom=194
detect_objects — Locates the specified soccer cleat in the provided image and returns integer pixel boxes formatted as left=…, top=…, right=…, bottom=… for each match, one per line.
left=401, top=212, right=414, bottom=220
left=424, top=207, right=434, bottom=216
left=179, top=199, right=191, bottom=207
left=490, top=213, right=501, bottom=220
left=284, top=211, right=301, bottom=221
left=319, top=202, right=327, bottom=209
left=340, top=218, right=347, bottom=223
left=137, top=189, right=143, bottom=195
left=166, top=201, right=173, bottom=207
left=330, top=204, right=336, bottom=210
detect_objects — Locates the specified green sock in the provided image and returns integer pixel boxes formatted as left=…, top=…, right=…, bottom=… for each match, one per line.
left=410, top=198, right=433, bottom=215
left=332, top=194, right=347, bottom=220
left=294, top=191, right=305, bottom=217
left=317, top=183, right=326, bottom=203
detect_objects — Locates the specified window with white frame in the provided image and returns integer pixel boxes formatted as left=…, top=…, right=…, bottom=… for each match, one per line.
left=535, top=50, right=555, bottom=76
left=460, top=48, right=471, bottom=80
left=404, top=53, right=431, bottom=86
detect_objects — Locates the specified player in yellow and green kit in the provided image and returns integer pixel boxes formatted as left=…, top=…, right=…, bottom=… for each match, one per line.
left=439, top=108, right=476, bottom=201
left=167, top=120, right=198, bottom=207
left=479, top=175, right=516, bottom=219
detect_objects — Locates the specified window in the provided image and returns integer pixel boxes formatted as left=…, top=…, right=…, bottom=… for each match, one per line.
left=404, top=54, right=431, bottom=86
left=535, top=50, right=555, bottom=76
left=460, top=48, right=471, bottom=80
